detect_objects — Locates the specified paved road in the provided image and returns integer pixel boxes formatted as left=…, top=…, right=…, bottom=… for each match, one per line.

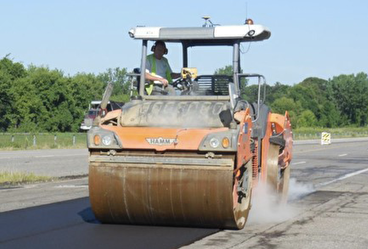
left=0, top=139, right=368, bottom=248
left=0, top=149, right=88, bottom=177
left=184, top=138, right=368, bottom=248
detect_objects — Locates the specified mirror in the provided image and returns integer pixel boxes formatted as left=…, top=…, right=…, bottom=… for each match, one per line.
left=228, top=83, right=238, bottom=110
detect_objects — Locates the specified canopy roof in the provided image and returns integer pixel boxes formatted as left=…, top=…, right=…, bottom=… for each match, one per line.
left=129, top=24, right=271, bottom=45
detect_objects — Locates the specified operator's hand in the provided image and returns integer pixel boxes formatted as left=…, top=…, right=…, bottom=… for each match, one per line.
left=159, top=78, right=169, bottom=87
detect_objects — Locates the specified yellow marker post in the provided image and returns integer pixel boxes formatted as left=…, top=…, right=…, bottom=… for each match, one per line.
left=321, top=132, right=331, bottom=145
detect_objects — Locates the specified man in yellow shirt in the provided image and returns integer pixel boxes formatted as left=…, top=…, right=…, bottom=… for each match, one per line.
left=145, top=41, right=180, bottom=95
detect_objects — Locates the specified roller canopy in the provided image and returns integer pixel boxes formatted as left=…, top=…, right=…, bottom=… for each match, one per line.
left=129, top=25, right=271, bottom=45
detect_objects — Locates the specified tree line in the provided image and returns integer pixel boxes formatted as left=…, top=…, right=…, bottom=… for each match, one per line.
left=1, top=56, right=367, bottom=132
left=217, top=65, right=368, bottom=128
left=0, top=56, right=129, bottom=132
left=242, top=74, right=368, bottom=128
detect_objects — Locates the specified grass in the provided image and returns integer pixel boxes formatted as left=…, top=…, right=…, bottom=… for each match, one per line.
left=294, top=126, right=368, bottom=134
left=0, top=128, right=368, bottom=150
left=0, top=171, right=53, bottom=186
left=0, top=133, right=87, bottom=150
left=293, top=127, right=368, bottom=140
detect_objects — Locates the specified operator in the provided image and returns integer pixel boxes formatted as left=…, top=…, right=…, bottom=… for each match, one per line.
left=145, top=41, right=181, bottom=95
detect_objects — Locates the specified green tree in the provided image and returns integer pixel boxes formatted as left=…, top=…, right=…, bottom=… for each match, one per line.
left=298, top=110, right=317, bottom=127
left=0, top=56, right=27, bottom=131
left=1, top=57, right=130, bottom=132
left=3, top=56, right=367, bottom=133
left=330, top=73, right=368, bottom=126
left=214, top=65, right=249, bottom=98
left=0, top=70, right=13, bottom=131
left=7, top=77, right=44, bottom=132
left=214, top=65, right=233, bottom=76
left=319, top=101, right=340, bottom=127
left=97, top=67, right=130, bottom=102
left=265, top=82, right=290, bottom=104
left=24, top=66, right=71, bottom=131
left=271, top=97, right=301, bottom=127
left=288, top=84, right=320, bottom=118
left=241, top=84, right=258, bottom=103
left=68, top=73, right=105, bottom=130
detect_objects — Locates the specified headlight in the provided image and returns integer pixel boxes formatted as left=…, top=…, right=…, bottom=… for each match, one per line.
left=88, top=127, right=122, bottom=149
left=198, top=130, right=237, bottom=152
left=102, top=135, right=112, bottom=146
left=209, top=138, right=220, bottom=148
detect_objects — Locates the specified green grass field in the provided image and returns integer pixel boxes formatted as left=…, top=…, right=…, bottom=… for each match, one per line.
left=293, top=127, right=368, bottom=140
left=0, top=133, right=87, bottom=150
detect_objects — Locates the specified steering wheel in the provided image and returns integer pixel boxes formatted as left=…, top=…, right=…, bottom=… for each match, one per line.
left=172, top=77, right=191, bottom=91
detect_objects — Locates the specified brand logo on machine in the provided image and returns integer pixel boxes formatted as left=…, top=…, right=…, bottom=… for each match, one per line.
left=146, top=137, right=176, bottom=146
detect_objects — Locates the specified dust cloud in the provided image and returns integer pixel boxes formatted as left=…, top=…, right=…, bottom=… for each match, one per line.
left=247, top=178, right=315, bottom=225
left=288, top=178, right=315, bottom=201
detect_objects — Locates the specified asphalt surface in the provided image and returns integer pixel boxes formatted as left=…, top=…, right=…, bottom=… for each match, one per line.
left=184, top=138, right=368, bottom=248
left=0, top=149, right=88, bottom=177
left=0, top=197, right=217, bottom=249
left=1, top=138, right=368, bottom=249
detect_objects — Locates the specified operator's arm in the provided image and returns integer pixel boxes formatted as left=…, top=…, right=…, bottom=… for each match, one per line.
left=145, top=71, right=169, bottom=86
left=166, top=61, right=181, bottom=80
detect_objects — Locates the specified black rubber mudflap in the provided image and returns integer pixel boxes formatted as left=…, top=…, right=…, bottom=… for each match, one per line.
left=250, top=102, right=270, bottom=139
left=269, top=135, right=285, bottom=148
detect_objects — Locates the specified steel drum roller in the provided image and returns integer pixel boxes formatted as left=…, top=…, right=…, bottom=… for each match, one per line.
left=89, top=156, right=252, bottom=229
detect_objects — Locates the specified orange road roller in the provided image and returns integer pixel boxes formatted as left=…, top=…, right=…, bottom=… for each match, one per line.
left=87, top=19, right=292, bottom=229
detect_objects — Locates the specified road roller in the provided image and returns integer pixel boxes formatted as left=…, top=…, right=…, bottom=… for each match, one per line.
left=87, top=18, right=293, bottom=229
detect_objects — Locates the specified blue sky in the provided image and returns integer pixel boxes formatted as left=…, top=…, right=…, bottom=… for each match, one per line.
left=1, top=0, right=367, bottom=85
